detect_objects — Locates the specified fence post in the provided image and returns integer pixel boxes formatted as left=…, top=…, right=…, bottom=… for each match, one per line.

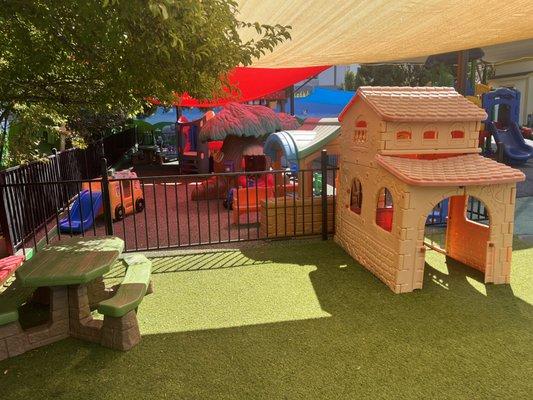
left=321, top=149, right=328, bottom=240
left=0, top=175, right=14, bottom=255
left=100, top=157, right=114, bottom=236
left=52, top=148, right=61, bottom=181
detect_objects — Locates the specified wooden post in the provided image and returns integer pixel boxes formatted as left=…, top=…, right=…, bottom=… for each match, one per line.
left=321, top=149, right=328, bottom=240
left=456, top=50, right=469, bottom=95
left=100, top=158, right=114, bottom=236
left=289, top=85, right=295, bottom=116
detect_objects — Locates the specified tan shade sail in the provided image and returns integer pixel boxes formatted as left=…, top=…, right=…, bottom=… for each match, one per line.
left=238, top=0, right=533, bottom=67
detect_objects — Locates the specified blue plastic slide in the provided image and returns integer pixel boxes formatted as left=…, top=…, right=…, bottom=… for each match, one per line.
left=59, top=190, right=103, bottom=233
left=488, top=121, right=533, bottom=165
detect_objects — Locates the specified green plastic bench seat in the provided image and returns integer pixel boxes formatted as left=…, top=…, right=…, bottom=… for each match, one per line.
left=0, top=282, right=35, bottom=326
left=97, top=254, right=152, bottom=318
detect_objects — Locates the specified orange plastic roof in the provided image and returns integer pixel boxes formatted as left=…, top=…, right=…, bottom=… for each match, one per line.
left=376, top=154, right=525, bottom=186
left=339, top=87, right=487, bottom=122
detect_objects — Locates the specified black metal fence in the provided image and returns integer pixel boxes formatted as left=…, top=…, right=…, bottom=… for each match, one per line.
left=0, top=158, right=338, bottom=255
left=0, top=128, right=137, bottom=248
left=426, top=197, right=489, bottom=226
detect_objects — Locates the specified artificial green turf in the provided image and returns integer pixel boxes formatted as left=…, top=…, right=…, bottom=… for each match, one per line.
left=1, top=239, right=532, bottom=399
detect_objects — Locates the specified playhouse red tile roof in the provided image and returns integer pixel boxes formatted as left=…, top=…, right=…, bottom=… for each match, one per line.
left=376, top=154, right=525, bottom=186
left=339, top=86, right=487, bottom=122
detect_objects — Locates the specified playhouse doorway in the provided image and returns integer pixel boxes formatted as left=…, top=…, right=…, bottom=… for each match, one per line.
left=423, top=195, right=490, bottom=273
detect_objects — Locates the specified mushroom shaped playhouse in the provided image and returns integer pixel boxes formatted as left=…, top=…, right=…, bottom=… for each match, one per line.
left=190, top=102, right=299, bottom=201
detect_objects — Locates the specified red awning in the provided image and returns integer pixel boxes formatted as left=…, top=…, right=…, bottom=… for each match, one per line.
left=154, top=66, right=329, bottom=108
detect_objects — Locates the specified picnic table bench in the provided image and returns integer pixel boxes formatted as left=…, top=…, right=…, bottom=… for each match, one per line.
left=0, top=255, right=25, bottom=286
left=99, top=254, right=152, bottom=350
left=0, top=237, right=152, bottom=361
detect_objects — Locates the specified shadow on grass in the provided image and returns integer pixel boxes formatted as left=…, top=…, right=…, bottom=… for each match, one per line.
left=3, top=240, right=531, bottom=399
left=105, top=250, right=270, bottom=280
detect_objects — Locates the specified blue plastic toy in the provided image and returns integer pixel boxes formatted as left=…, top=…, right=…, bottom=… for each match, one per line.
left=59, top=190, right=103, bottom=233
left=481, top=88, right=533, bottom=163
left=487, top=121, right=533, bottom=165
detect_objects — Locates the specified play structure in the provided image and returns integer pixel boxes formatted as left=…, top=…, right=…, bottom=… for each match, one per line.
left=132, top=132, right=163, bottom=166
left=264, top=118, right=341, bottom=171
left=188, top=103, right=299, bottom=206
left=175, top=111, right=215, bottom=174
left=481, top=88, right=533, bottom=164
left=333, top=86, right=525, bottom=293
left=243, top=118, right=342, bottom=231
left=59, top=170, right=144, bottom=233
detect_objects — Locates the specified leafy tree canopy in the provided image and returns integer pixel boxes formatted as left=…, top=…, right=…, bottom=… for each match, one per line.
left=354, top=64, right=432, bottom=89
left=351, top=60, right=492, bottom=92
left=0, top=0, right=290, bottom=113
left=343, top=70, right=356, bottom=91
left=0, top=0, right=290, bottom=165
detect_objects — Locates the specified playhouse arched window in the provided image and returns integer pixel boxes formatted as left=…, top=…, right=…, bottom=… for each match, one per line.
left=354, top=120, right=367, bottom=144
left=350, top=178, right=363, bottom=214
left=375, top=188, right=393, bottom=232
left=396, top=131, right=412, bottom=140
left=451, top=130, right=465, bottom=139
left=423, top=130, right=438, bottom=140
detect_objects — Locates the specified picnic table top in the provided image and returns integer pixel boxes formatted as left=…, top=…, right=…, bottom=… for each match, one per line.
left=16, top=237, right=124, bottom=287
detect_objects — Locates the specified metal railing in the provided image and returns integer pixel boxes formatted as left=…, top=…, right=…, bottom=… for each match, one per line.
left=0, top=128, right=137, bottom=247
left=0, top=154, right=338, bottom=255
left=426, top=197, right=489, bottom=226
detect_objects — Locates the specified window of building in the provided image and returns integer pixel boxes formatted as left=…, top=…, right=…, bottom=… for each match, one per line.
left=451, top=130, right=465, bottom=139
left=354, top=120, right=367, bottom=144
left=396, top=131, right=412, bottom=140
left=350, top=178, right=363, bottom=214
left=375, top=188, right=393, bottom=232
left=423, top=130, right=438, bottom=140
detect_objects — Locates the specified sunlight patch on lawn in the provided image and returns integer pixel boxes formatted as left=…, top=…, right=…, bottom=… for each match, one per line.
left=465, top=276, right=487, bottom=296
left=138, top=263, right=330, bottom=334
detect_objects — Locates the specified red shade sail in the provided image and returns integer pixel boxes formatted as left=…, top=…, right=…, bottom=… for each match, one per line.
left=160, top=65, right=329, bottom=108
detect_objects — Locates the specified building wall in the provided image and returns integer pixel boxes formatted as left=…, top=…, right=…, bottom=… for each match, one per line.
left=380, top=120, right=481, bottom=155
left=335, top=99, right=404, bottom=291
left=335, top=161, right=406, bottom=292
left=336, top=174, right=517, bottom=293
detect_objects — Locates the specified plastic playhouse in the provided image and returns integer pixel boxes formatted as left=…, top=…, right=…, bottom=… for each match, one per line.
left=59, top=170, right=144, bottom=233
left=334, top=86, right=525, bottom=293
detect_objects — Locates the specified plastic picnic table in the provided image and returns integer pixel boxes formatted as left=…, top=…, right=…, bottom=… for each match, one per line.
left=14, top=236, right=125, bottom=345
left=16, top=236, right=124, bottom=287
